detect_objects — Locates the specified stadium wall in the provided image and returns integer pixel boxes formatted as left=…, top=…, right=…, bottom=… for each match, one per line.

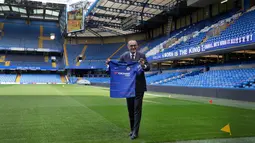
left=93, top=83, right=255, bottom=102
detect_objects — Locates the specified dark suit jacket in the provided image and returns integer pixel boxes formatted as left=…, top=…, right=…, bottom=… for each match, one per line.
left=119, top=51, right=150, bottom=92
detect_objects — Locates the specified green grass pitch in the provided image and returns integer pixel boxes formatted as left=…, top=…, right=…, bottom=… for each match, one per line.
left=0, top=84, right=254, bottom=143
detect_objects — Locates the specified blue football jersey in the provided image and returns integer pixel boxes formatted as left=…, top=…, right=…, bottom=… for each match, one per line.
left=108, top=61, right=143, bottom=98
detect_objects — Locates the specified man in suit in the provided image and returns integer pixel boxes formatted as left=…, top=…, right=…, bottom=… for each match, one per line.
left=106, top=40, right=150, bottom=140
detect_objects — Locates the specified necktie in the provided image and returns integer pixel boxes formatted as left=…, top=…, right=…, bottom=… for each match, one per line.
left=131, top=54, right=135, bottom=60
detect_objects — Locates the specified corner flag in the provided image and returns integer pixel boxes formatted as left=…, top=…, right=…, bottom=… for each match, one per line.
left=221, top=123, right=231, bottom=135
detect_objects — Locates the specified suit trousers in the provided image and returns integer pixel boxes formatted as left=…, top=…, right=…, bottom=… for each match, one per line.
left=126, top=92, right=144, bottom=135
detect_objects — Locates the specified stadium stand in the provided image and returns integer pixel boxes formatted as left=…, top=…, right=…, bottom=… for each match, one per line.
left=146, top=72, right=183, bottom=84
left=145, top=10, right=241, bottom=57
left=163, top=68, right=255, bottom=88
left=20, top=74, right=62, bottom=83
left=0, top=54, right=62, bottom=69
left=83, top=62, right=255, bottom=89
left=65, top=41, right=146, bottom=69
left=66, top=44, right=115, bottom=68
left=0, top=19, right=62, bottom=51
left=85, top=43, right=124, bottom=60
left=68, top=76, right=79, bottom=84
left=66, top=44, right=85, bottom=67
left=83, top=77, right=110, bottom=83
left=111, top=40, right=147, bottom=59
left=0, top=74, right=16, bottom=82
left=204, top=10, right=255, bottom=45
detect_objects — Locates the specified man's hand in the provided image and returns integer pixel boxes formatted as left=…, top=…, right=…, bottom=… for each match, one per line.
left=106, top=58, right=110, bottom=65
left=139, top=58, right=145, bottom=66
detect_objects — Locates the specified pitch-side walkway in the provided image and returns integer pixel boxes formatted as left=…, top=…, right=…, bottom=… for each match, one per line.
left=145, top=92, right=255, bottom=110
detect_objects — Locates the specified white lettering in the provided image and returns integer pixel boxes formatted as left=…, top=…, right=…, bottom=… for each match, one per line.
left=234, top=38, right=238, bottom=43
left=239, top=37, right=242, bottom=43
left=242, top=36, right=246, bottom=43
left=204, top=43, right=213, bottom=50
left=214, top=42, right=220, bottom=47
left=118, top=72, right=130, bottom=77
left=163, top=52, right=174, bottom=58
left=231, top=38, right=235, bottom=44
left=153, top=55, right=161, bottom=59
left=246, top=35, right=250, bottom=42
left=226, top=39, right=231, bottom=44
left=179, top=49, right=188, bottom=56
left=220, top=40, right=227, bottom=46
left=189, top=47, right=201, bottom=54
left=201, top=45, right=205, bottom=51
left=174, top=51, right=179, bottom=56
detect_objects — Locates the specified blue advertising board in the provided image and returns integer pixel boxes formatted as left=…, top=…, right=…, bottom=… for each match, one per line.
left=0, top=65, right=59, bottom=71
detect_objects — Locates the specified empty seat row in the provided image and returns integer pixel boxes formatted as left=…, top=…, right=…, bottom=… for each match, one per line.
left=20, top=74, right=62, bottom=83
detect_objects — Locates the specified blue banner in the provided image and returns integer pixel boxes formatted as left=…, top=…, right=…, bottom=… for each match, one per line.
left=0, top=65, right=59, bottom=71
left=148, top=34, right=254, bottom=61
left=0, top=47, right=62, bottom=53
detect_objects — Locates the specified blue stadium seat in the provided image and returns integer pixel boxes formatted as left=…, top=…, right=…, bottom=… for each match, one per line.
left=163, top=68, right=255, bottom=88
left=0, top=20, right=62, bottom=50
left=0, top=74, right=16, bottom=82
left=20, top=74, right=61, bottom=83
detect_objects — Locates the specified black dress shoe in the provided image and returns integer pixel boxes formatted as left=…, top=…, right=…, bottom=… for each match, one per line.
left=130, top=134, right=138, bottom=140
left=129, top=132, right=133, bottom=136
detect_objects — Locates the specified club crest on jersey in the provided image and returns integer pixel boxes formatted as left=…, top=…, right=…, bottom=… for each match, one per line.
left=126, top=67, right=130, bottom=71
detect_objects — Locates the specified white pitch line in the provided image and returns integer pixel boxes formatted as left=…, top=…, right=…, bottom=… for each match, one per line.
left=166, top=136, right=255, bottom=143
left=146, top=93, right=174, bottom=98
left=143, top=99, right=162, bottom=104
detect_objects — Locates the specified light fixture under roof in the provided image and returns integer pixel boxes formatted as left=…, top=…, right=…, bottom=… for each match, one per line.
left=221, top=0, right=228, bottom=4
left=50, top=33, right=55, bottom=40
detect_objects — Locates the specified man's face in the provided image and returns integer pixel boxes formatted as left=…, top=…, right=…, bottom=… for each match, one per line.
left=128, top=41, right=138, bottom=54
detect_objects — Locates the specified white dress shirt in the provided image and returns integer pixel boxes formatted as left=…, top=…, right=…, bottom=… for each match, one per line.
left=130, top=52, right=136, bottom=60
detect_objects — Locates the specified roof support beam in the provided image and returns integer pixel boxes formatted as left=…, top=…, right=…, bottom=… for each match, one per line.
left=25, top=6, right=30, bottom=21
left=89, top=12, right=126, bottom=19
left=99, top=26, right=123, bottom=36
left=89, top=19, right=121, bottom=26
left=87, top=27, right=103, bottom=38
left=107, top=0, right=167, bottom=10
left=87, top=22, right=121, bottom=30
left=96, top=6, right=154, bottom=17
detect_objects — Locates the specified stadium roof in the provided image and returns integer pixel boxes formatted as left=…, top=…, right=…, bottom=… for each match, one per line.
left=77, top=0, right=179, bottom=37
left=0, top=0, right=183, bottom=37
left=0, top=0, right=65, bottom=21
